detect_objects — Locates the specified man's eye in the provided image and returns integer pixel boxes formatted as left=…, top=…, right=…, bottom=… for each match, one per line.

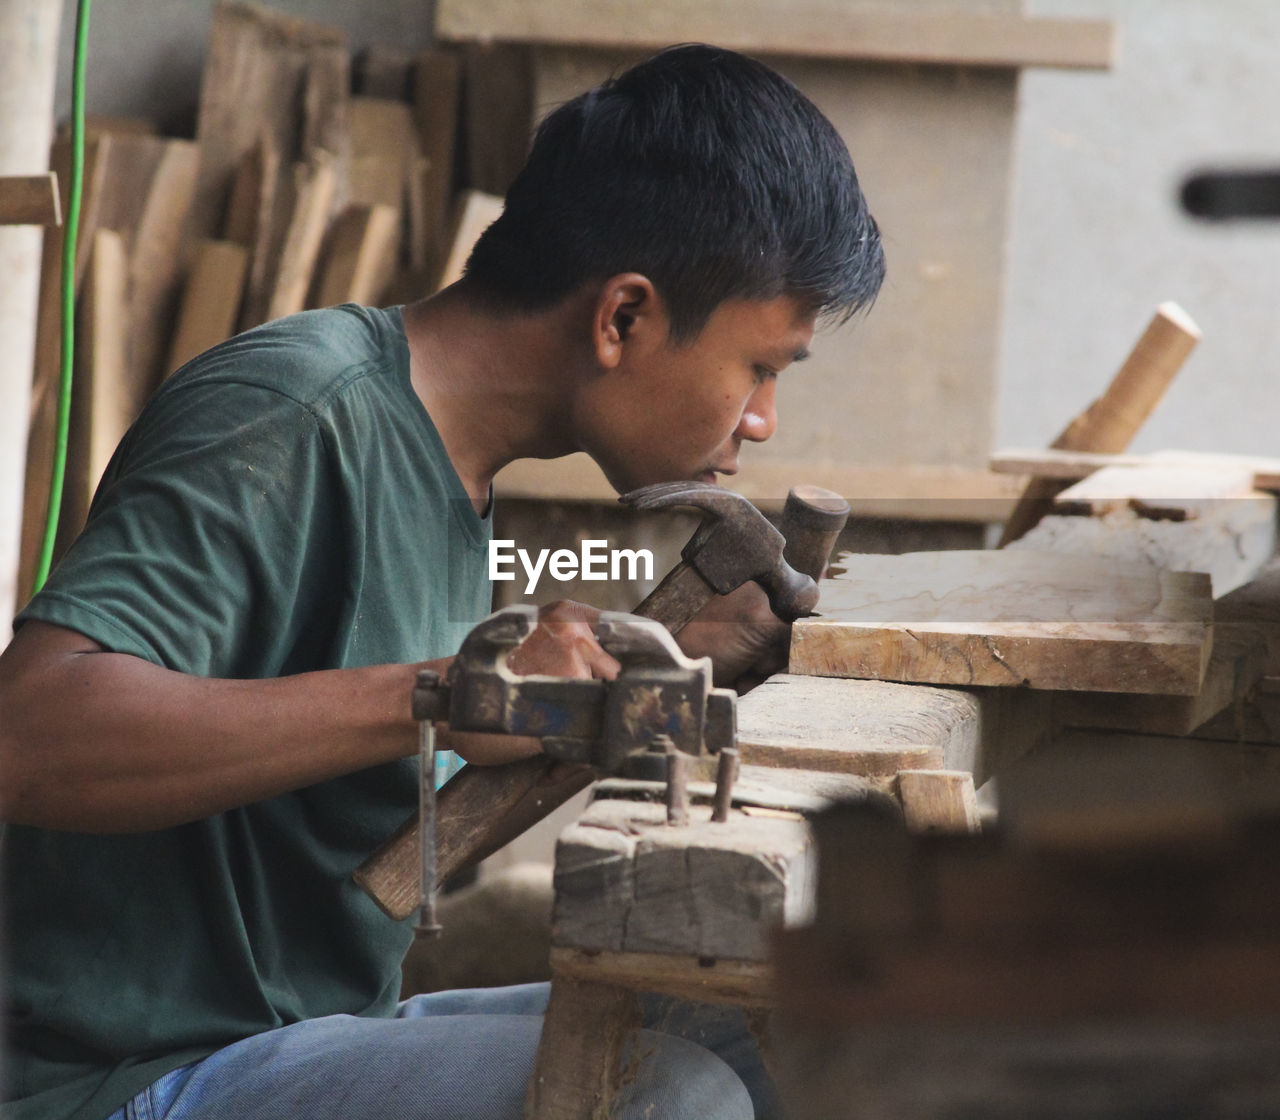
left=752, top=365, right=776, bottom=384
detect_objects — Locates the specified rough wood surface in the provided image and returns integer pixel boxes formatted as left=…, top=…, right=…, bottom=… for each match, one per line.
left=438, top=0, right=1115, bottom=69
left=790, top=550, right=1213, bottom=695
left=551, top=799, right=813, bottom=962
left=265, top=152, right=336, bottom=321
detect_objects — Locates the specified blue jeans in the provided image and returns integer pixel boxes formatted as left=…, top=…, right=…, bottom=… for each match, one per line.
left=107, top=983, right=773, bottom=1119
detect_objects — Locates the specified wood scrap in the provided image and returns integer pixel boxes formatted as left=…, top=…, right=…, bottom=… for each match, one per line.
left=311, top=203, right=399, bottom=308
left=194, top=3, right=349, bottom=323
left=61, top=228, right=129, bottom=543
left=789, top=550, right=1213, bottom=695
left=223, top=136, right=280, bottom=330
left=167, top=239, right=249, bottom=372
left=461, top=42, right=533, bottom=197
left=0, top=173, right=60, bottom=227
left=265, top=152, right=336, bottom=322
left=997, top=302, right=1201, bottom=546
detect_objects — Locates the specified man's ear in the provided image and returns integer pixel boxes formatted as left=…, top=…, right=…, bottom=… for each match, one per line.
left=592, top=273, right=664, bottom=369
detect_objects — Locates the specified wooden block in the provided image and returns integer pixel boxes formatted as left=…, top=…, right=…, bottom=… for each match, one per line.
left=548, top=946, right=771, bottom=1007
left=0, top=173, right=60, bottom=227
left=1193, top=676, right=1280, bottom=744
left=61, top=228, right=130, bottom=542
left=412, top=48, right=462, bottom=275
left=355, top=44, right=415, bottom=99
left=311, top=204, right=399, bottom=308
left=167, top=239, right=249, bottom=372
left=790, top=550, right=1213, bottom=695
left=895, top=769, right=981, bottom=834
left=1054, top=622, right=1268, bottom=736
left=437, top=0, right=1116, bottom=70
left=265, top=152, right=337, bottom=322
left=1216, top=556, right=1280, bottom=673
left=551, top=798, right=813, bottom=962
left=435, top=189, right=504, bottom=291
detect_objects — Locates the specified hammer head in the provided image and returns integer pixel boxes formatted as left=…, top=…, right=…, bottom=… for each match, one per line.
left=620, top=482, right=819, bottom=621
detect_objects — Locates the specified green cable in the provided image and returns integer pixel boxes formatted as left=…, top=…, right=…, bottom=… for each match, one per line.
left=32, top=0, right=92, bottom=596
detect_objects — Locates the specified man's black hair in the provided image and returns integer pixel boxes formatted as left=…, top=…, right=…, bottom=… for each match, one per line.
left=462, top=44, right=885, bottom=341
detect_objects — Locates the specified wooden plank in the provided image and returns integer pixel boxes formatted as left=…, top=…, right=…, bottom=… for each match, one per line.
left=789, top=550, right=1213, bottom=695
left=412, top=48, right=462, bottom=278
left=312, top=204, right=399, bottom=308
left=225, top=136, right=281, bottom=331
left=991, top=446, right=1280, bottom=492
left=265, top=152, right=337, bottom=322
left=124, top=138, right=201, bottom=395
left=551, top=798, right=813, bottom=962
left=167, top=239, right=249, bottom=372
left=355, top=44, right=415, bottom=99
left=437, top=0, right=1116, bottom=70
left=61, top=229, right=130, bottom=543
left=997, top=302, right=1202, bottom=546
left=735, top=673, right=975, bottom=780
left=895, top=769, right=981, bottom=834
left=525, top=976, right=635, bottom=1120
left=1052, top=462, right=1262, bottom=519
left=1053, top=622, right=1268, bottom=737
left=0, top=173, right=60, bottom=226
left=493, top=452, right=1026, bottom=521
left=1009, top=497, right=1278, bottom=601
left=435, top=188, right=504, bottom=290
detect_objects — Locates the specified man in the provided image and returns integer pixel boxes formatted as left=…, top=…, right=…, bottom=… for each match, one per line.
left=1, top=43, right=883, bottom=1120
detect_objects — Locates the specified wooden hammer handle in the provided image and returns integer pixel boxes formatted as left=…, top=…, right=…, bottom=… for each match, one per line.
left=997, top=302, right=1201, bottom=547
left=353, top=485, right=851, bottom=921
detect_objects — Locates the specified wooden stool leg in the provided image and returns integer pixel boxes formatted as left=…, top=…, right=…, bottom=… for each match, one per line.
left=525, top=975, right=638, bottom=1120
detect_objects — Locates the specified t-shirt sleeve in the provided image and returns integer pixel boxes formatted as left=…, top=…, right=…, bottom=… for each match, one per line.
left=18, top=380, right=342, bottom=679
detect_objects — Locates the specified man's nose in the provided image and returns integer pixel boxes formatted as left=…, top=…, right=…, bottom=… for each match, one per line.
left=735, top=380, right=777, bottom=443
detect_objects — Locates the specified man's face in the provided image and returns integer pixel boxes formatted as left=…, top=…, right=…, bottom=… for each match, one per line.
left=578, top=294, right=816, bottom=493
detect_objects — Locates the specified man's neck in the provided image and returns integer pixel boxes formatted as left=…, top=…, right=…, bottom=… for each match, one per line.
left=400, top=286, right=586, bottom=512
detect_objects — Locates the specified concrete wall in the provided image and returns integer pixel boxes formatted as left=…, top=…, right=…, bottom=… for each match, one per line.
left=999, top=0, right=1280, bottom=458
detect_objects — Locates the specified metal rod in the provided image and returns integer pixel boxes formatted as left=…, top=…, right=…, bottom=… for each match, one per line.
left=712, top=747, right=739, bottom=822
left=415, top=719, right=442, bottom=938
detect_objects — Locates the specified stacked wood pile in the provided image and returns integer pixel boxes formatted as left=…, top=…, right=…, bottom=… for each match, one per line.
left=18, top=1, right=529, bottom=603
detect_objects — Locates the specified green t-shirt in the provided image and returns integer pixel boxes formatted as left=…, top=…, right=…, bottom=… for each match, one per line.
left=3, top=304, right=493, bottom=1120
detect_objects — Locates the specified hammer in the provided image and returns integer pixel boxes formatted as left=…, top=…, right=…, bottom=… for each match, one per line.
left=353, top=484, right=850, bottom=921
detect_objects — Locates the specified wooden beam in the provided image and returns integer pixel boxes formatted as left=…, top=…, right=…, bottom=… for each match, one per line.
left=312, top=203, right=399, bottom=307
left=266, top=152, right=337, bottom=322
left=412, top=48, right=462, bottom=277
left=790, top=550, right=1213, bottom=695
left=895, top=769, right=981, bottom=834
left=436, top=0, right=1116, bottom=70
left=0, top=172, right=60, bottom=226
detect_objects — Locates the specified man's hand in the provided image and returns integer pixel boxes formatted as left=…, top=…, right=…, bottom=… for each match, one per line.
left=674, top=580, right=790, bottom=691
left=440, top=600, right=619, bottom=766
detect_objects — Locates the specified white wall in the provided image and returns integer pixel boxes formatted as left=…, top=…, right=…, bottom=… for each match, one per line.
left=999, top=0, right=1280, bottom=458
